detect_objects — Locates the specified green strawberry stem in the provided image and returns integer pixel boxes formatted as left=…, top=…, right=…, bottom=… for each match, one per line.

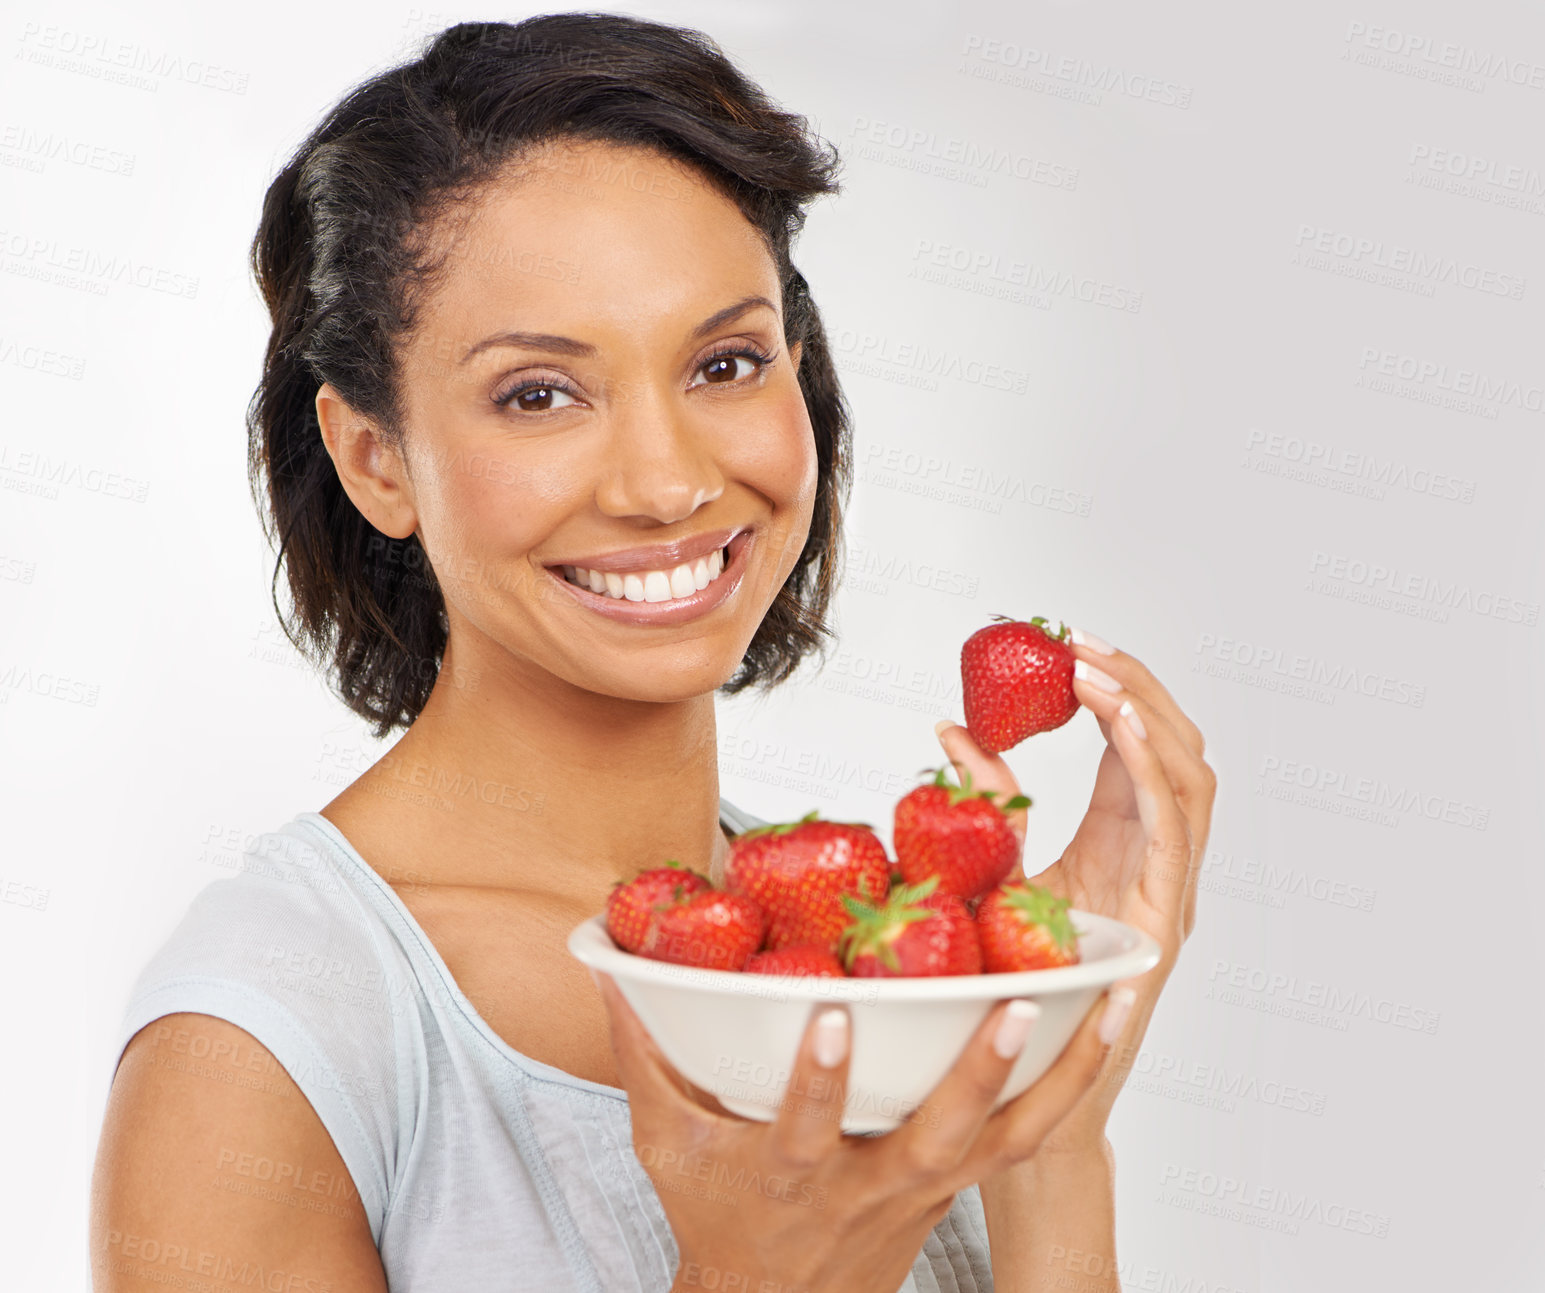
left=916, top=764, right=1031, bottom=813
left=837, top=875, right=941, bottom=973
left=985, top=613, right=1068, bottom=642
left=610, top=856, right=704, bottom=892
left=738, top=809, right=876, bottom=838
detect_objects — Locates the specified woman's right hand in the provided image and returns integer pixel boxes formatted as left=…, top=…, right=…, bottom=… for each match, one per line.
left=594, top=971, right=1130, bottom=1293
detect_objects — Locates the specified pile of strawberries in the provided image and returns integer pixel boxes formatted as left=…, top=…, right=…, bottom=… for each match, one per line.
left=604, top=616, right=1086, bottom=980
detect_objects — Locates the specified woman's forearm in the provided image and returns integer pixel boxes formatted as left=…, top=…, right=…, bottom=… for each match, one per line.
left=979, top=1137, right=1118, bottom=1293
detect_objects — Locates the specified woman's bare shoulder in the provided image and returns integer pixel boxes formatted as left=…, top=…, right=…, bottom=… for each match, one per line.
left=91, top=1012, right=387, bottom=1292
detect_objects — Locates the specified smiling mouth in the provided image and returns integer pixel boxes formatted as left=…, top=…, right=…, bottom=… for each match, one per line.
left=557, top=544, right=734, bottom=603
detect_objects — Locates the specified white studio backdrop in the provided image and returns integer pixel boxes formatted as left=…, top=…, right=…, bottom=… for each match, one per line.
left=3, top=1, right=1542, bottom=1288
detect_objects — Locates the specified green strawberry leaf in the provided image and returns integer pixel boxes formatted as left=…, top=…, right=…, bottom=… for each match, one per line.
left=1002, top=882, right=1079, bottom=951
left=1027, top=615, right=1070, bottom=641
left=838, top=875, right=940, bottom=973
left=891, top=875, right=940, bottom=904
left=918, top=765, right=1034, bottom=814
left=736, top=809, right=823, bottom=840
left=738, top=810, right=876, bottom=840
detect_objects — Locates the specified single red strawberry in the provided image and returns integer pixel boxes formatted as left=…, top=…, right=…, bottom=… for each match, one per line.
left=743, top=944, right=846, bottom=977
left=961, top=615, right=1080, bottom=753
left=976, top=881, right=1081, bottom=971
left=837, top=876, right=983, bottom=978
left=605, top=860, right=713, bottom=954
left=723, top=811, right=892, bottom=954
left=640, top=889, right=767, bottom=972
left=895, top=764, right=1031, bottom=901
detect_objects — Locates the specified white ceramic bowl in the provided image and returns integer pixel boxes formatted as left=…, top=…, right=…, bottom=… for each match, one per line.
left=567, top=909, right=1162, bottom=1134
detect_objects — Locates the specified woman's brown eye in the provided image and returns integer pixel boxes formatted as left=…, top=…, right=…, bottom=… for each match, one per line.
left=703, top=356, right=745, bottom=383
left=502, top=383, right=576, bottom=411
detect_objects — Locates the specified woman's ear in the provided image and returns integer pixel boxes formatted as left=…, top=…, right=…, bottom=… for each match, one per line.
left=314, top=383, right=419, bottom=540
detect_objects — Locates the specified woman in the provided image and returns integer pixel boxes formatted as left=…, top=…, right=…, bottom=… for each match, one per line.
left=91, top=14, right=1215, bottom=1292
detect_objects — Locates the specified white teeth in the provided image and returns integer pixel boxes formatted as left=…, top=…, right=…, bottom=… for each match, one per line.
left=562, top=543, right=734, bottom=602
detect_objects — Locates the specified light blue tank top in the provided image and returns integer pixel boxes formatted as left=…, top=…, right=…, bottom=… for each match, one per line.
left=101, top=798, right=995, bottom=1292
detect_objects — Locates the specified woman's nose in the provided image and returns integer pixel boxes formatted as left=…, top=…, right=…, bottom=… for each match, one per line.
left=592, top=384, right=726, bottom=524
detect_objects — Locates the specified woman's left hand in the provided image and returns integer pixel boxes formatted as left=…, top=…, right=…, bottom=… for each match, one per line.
left=934, top=625, right=1217, bottom=1145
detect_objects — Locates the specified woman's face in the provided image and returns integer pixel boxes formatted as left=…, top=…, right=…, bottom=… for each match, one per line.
left=389, top=139, right=818, bottom=704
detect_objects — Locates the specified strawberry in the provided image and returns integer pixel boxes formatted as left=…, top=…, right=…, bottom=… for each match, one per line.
left=743, top=944, right=846, bottom=977
left=976, top=881, right=1081, bottom=971
left=961, top=615, right=1080, bottom=753
left=639, top=889, right=767, bottom=972
left=723, top=811, right=892, bottom=953
left=895, top=765, right=1031, bottom=901
left=604, top=859, right=712, bottom=954
left=837, top=876, right=983, bottom=978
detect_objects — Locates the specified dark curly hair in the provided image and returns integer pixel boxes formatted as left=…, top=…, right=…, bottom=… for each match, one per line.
left=246, top=12, right=851, bottom=739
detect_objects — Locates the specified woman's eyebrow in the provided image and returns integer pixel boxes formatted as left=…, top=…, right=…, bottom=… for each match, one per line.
left=459, top=293, right=778, bottom=365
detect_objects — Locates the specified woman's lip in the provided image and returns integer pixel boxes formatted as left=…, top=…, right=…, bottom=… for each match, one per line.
left=545, top=525, right=744, bottom=576
left=545, top=528, right=755, bottom=626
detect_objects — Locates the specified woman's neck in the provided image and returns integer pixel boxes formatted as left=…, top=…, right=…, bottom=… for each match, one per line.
left=323, top=643, right=731, bottom=900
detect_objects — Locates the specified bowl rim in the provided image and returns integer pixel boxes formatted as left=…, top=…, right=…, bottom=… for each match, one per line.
left=567, top=910, right=1162, bottom=1001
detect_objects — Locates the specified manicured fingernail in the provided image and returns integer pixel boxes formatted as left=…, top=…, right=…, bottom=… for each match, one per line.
left=1099, top=987, right=1136, bottom=1045
left=1073, top=659, right=1121, bottom=694
left=1070, top=627, right=1115, bottom=655
left=1118, top=700, right=1147, bottom=740
left=814, top=1008, right=849, bottom=1067
left=993, top=999, right=1041, bottom=1059
left=934, top=719, right=954, bottom=740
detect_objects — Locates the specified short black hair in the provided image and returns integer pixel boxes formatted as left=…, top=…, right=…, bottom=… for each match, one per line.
left=247, top=12, right=852, bottom=738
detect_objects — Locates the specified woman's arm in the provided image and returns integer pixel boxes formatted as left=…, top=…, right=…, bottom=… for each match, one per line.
left=91, top=1012, right=388, bottom=1292
left=935, top=630, right=1217, bottom=1293
left=980, top=1138, right=1118, bottom=1293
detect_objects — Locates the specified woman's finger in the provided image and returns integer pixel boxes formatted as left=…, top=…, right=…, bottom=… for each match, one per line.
left=947, top=985, right=1135, bottom=1188
left=1110, top=698, right=1197, bottom=930
left=593, top=971, right=718, bottom=1136
left=767, top=1003, right=853, bottom=1169
left=1068, top=629, right=1206, bottom=760
left=1071, top=662, right=1216, bottom=859
left=932, top=721, right=1029, bottom=848
left=1070, top=685, right=1197, bottom=931
left=878, top=997, right=1045, bottom=1180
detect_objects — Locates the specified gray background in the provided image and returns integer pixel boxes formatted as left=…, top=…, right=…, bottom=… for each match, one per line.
left=2, top=1, right=1541, bottom=1288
